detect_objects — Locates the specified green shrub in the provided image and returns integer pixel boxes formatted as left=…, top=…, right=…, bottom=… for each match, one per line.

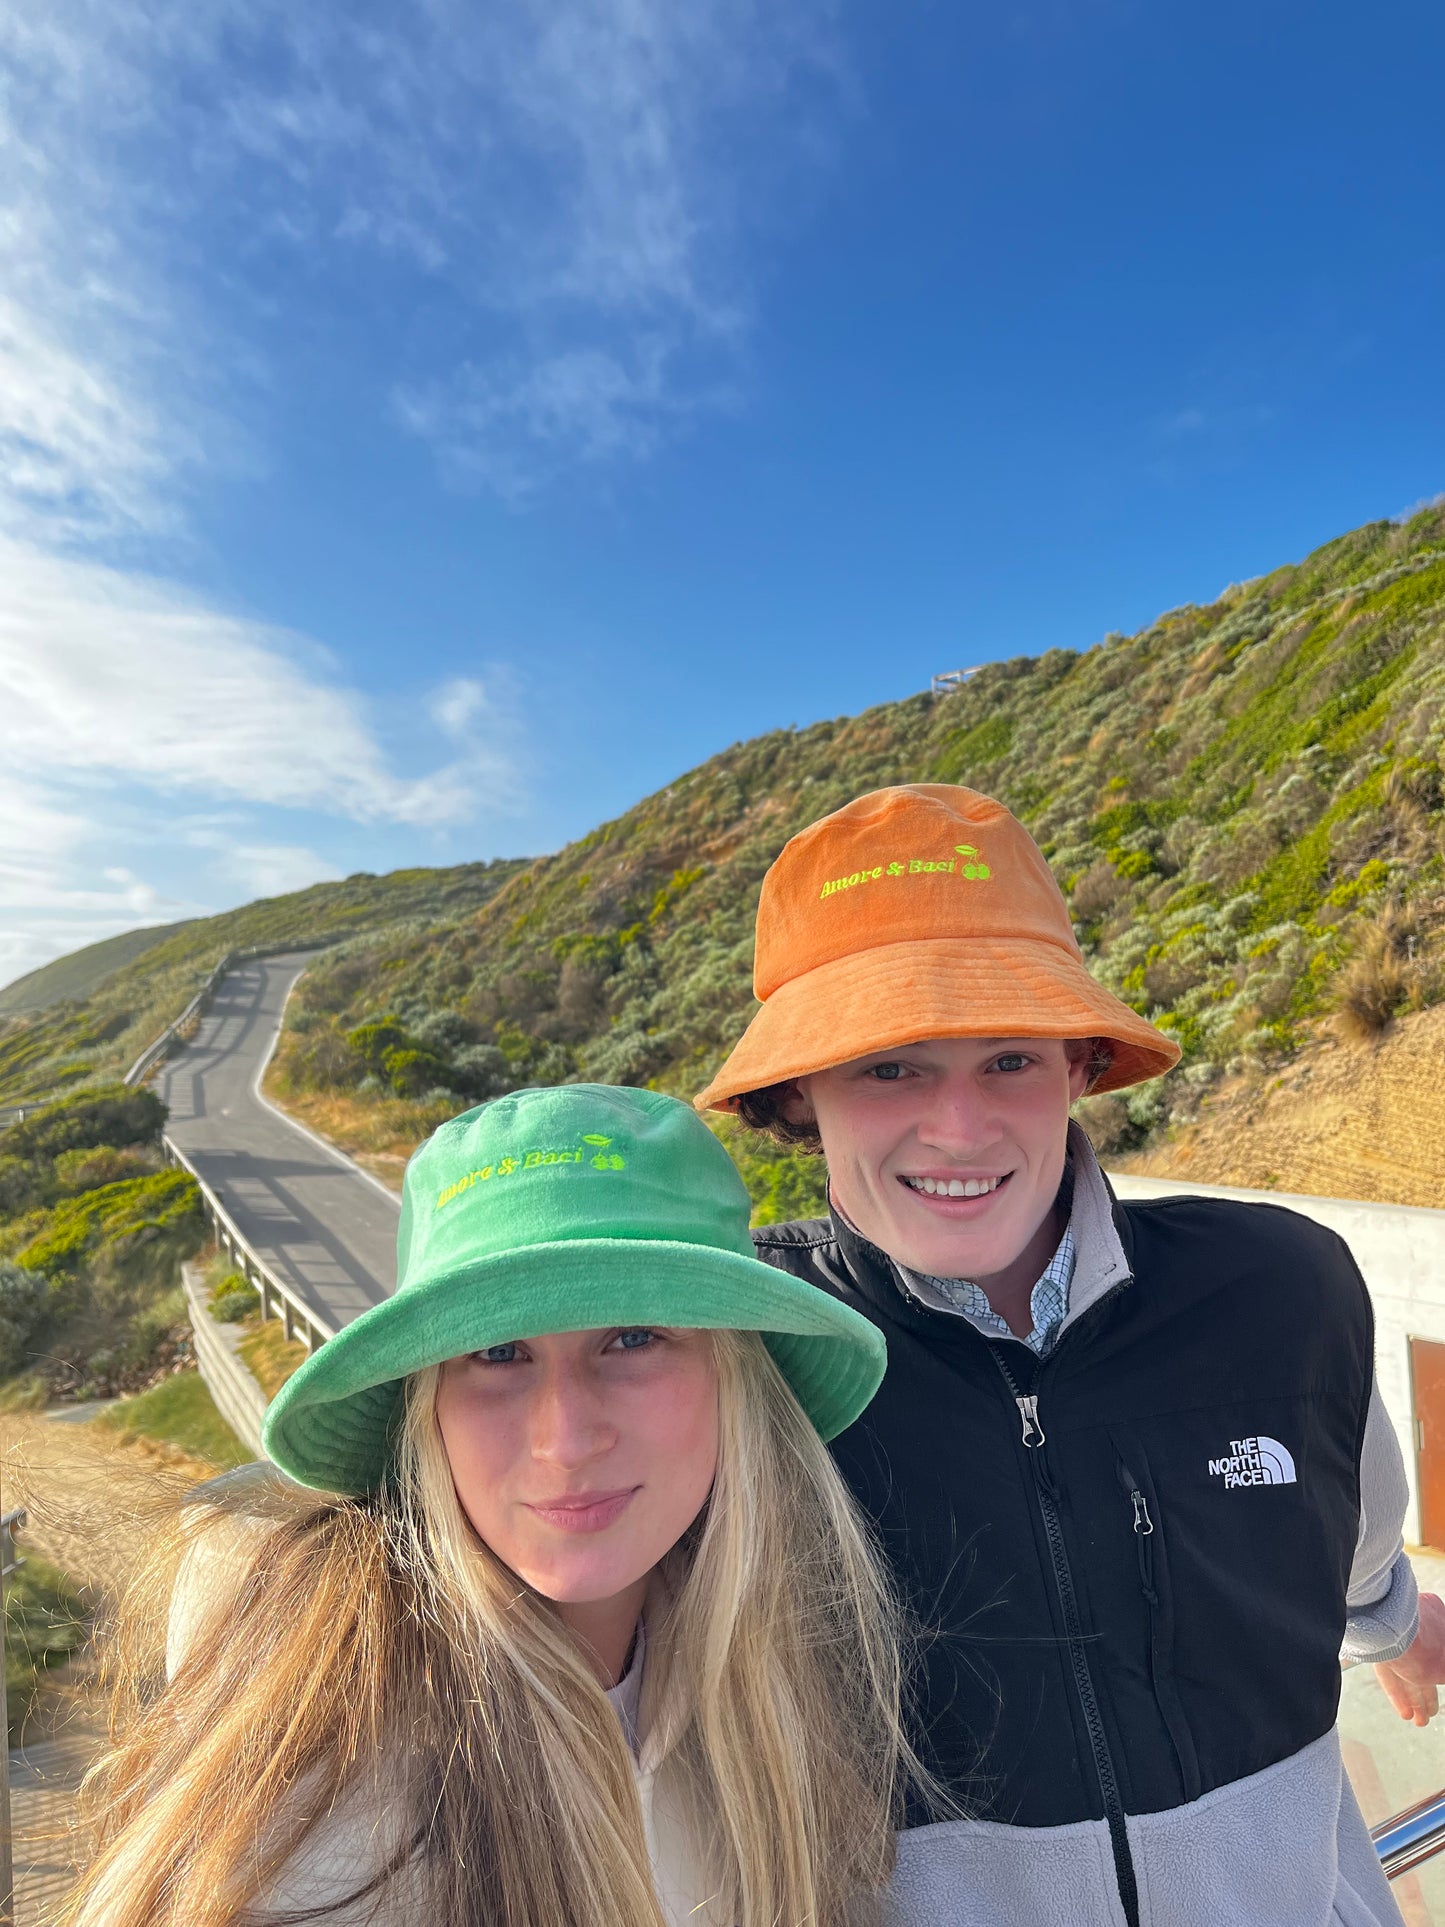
left=274, top=1020, right=366, bottom=1094
left=212, top=1285, right=260, bottom=1322
left=0, top=1260, right=50, bottom=1379
left=711, top=1118, right=829, bottom=1227
left=119, top=1287, right=189, bottom=1369
left=381, top=1045, right=449, bottom=1098
left=14, top=1170, right=202, bottom=1280
left=52, top=1144, right=157, bottom=1193
left=5, top=1551, right=89, bottom=1742
left=0, top=1084, right=165, bottom=1163
left=0, top=1155, right=41, bottom=1217
left=346, top=1018, right=412, bottom=1070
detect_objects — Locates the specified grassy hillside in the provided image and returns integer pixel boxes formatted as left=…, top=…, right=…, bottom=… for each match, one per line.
left=0, top=1085, right=204, bottom=1401
left=260, top=504, right=1445, bottom=1209
left=8, top=503, right=1445, bottom=1212
left=0, top=859, right=529, bottom=1105
left=0, top=921, right=194, bottom=1016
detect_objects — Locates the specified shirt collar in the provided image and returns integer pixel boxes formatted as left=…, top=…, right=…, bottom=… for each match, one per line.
left=884, top=1121, right=1130, bottom=1347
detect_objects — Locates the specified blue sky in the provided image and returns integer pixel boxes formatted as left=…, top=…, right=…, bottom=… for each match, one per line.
left=2, top=0, right=1443, bottom=988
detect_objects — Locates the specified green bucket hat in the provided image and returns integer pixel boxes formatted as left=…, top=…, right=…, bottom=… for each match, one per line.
left=261, top=1084, right=886, bottom=1494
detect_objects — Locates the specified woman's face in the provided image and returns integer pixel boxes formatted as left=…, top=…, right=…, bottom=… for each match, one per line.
left=435, top=1326, right=720, bottom=1610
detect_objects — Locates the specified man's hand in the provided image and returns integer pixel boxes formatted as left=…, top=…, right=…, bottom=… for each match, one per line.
left=1375, top=1591, right=1445, bottom=1727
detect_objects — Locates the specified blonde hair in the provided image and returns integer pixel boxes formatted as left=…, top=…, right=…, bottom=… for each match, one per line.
left=62, top=1331, right=926, bottom=1927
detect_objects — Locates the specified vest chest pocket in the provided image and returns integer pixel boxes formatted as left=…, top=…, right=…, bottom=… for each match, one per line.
left=1106, top=1395, right=1355, bottom=1791
left=1110, top=1440, right=1202, bottom=1803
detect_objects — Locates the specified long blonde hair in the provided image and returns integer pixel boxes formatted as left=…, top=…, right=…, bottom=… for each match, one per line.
left=62, top=1331, right=926, bottom=1926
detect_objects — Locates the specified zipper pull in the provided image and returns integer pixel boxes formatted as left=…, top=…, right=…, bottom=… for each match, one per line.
left=1017, top=1394, right=1046, bottom=1448
left=1131, top=1490, right=1154, bottom=1536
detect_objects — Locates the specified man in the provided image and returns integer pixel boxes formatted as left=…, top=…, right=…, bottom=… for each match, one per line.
left=697, top=783, right=1444, bottom=1927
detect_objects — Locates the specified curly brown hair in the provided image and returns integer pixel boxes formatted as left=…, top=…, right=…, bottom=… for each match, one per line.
left=733, top=1083, right=823, bottom=1152
left=731, top=1038, right=1115, bottom=1152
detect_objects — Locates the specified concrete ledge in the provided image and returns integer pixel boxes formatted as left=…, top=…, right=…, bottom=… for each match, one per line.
left=181, top=1262, right=268, bottom=1460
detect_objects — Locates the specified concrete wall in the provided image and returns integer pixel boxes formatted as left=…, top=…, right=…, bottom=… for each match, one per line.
left=181, top=1262, right=268, bottom=1461
left=1109, top=1172, right=1445, bottom=1548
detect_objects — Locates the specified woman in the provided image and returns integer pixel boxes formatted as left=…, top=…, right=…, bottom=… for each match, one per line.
left=64, top=1083, right=927, bottom=1927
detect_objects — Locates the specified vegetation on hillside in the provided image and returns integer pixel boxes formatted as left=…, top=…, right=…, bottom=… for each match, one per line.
left=93, top=1372, right=251, bottom=1471
left=259, top=507, right=1445, bottom=1203
left=0, top=1086, right=204, bottom=1400
left=5, top=1550, right=89, bottom=1741
left=0, top=919, right=192, bottom=1017
left=7, top=506, right=1445, bottom=1214
left=0, top=858, right=529, bottom=1104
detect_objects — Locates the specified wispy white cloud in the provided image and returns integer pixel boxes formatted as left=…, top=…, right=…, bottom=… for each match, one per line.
left=430, top=677, right=489, bottom=740
left=395, top=340, right=726, bottom=499
left=0, top=769, right=193, bottom=989
left=0, top=0, right=844, bottom=509
left=218, top=843, right=343, bottom=901
left=0, top=541, right=520, bottom=987
left=0, top=0, right=830, bottom=987
left=0, top=539, right=489, bottom=826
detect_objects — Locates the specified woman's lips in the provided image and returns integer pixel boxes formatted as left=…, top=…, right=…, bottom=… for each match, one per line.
left=522, top=1488, right=640, bottom=1533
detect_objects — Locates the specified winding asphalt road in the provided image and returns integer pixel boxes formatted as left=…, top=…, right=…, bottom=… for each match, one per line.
left=156, top=953, right=398, bottom=1331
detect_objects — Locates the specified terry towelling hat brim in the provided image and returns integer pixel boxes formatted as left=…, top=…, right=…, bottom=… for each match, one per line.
left=697, top=933, right=1179, bottom=1109
left=696, top=785, right=1181, bottom=1110
left=261, top=1234, right=886, bottom=1496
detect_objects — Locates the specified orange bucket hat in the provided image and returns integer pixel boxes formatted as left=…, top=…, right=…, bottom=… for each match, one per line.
left=695, top=783, right=1180, bottom=1111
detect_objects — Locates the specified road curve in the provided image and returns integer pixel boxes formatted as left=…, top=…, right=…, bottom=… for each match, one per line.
left=157, top=953, right=398, bottom=1330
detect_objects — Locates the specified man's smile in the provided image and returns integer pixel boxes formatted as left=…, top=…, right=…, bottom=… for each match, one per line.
left=899, top=1170, right=1012, bottom=1200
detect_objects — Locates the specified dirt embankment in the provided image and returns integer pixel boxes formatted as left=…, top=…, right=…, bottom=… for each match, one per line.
left=1117, top=1002, right=1445, bottom=1205
left=2, top=1414, right=210, bottom=1602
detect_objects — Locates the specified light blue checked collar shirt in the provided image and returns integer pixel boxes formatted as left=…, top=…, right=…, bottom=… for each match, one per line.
left=905, top=1223, right=1077, bottom=1356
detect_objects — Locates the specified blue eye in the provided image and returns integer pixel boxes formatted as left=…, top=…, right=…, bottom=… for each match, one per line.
left=480, top=1342, right=518, bottom=1364
left=615, top=1328, right=656, bottom=1351
left=994, top=1053, right=1030, bottom=1073
left=869, top=1062, right=905, bottom=1081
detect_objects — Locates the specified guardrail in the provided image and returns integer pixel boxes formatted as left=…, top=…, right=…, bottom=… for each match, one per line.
left=1374, top=1788, right=1445, bottom=1880
left=163, top=1136, right=336, bottom=1355
left=0, top=1504, right=22, bottom=1925
left=123, top=940, right=334, bottom=1089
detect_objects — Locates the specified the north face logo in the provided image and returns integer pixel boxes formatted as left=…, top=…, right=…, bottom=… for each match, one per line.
left=1207, top=1436, right=1297, bottom=1488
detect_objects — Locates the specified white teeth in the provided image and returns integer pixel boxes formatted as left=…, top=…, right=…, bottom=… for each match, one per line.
left=905, top=1175, right=1003, bottom=1198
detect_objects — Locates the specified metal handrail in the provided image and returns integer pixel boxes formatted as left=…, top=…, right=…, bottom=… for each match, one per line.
left=123, top=939, right=336, bottom=1088
left=0, top=1500, right=17, bottom=1924
left=1374, top=1786, right=1445, bottom=1880
left=163, top=1136, right=336, bottom=1356
left=0, top=1511, right=24, bottom=1582
left=123, top=957, right=234, bottom=1086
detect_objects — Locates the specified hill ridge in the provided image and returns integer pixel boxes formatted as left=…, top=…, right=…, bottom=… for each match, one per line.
left=7, top=501, right=1445, bottom=1212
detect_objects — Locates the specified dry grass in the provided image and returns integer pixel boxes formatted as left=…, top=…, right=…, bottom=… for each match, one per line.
left=1333, top=903, right=1422, bottom=1041
left=1114, top=999, right=1445, bottom=1207
left=259, top=1077, right=441, bottom=1170
left=237, top=1320, right=309, bottom=1399
left=1336, top=944, right=1411, bottom=1039
left=1, top=1413, right=205, bottom=1603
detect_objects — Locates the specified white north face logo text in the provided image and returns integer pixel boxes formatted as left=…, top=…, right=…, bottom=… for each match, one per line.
left=1207, top=1436, right=1297, bottom=1489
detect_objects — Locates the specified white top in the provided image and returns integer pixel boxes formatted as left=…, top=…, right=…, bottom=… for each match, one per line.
left=604, top=1618, right=646, bottom=1755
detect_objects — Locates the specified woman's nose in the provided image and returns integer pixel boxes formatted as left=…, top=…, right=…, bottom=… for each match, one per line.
left=529, top=1364, right=616, bottom=1469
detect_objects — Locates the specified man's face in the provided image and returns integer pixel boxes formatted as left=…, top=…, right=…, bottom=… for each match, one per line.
left=788, top=1036, right=1090, bottom=1281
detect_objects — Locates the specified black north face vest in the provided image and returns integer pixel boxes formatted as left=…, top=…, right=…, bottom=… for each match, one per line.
left=753, top=1193, right=1373, bottom=1922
